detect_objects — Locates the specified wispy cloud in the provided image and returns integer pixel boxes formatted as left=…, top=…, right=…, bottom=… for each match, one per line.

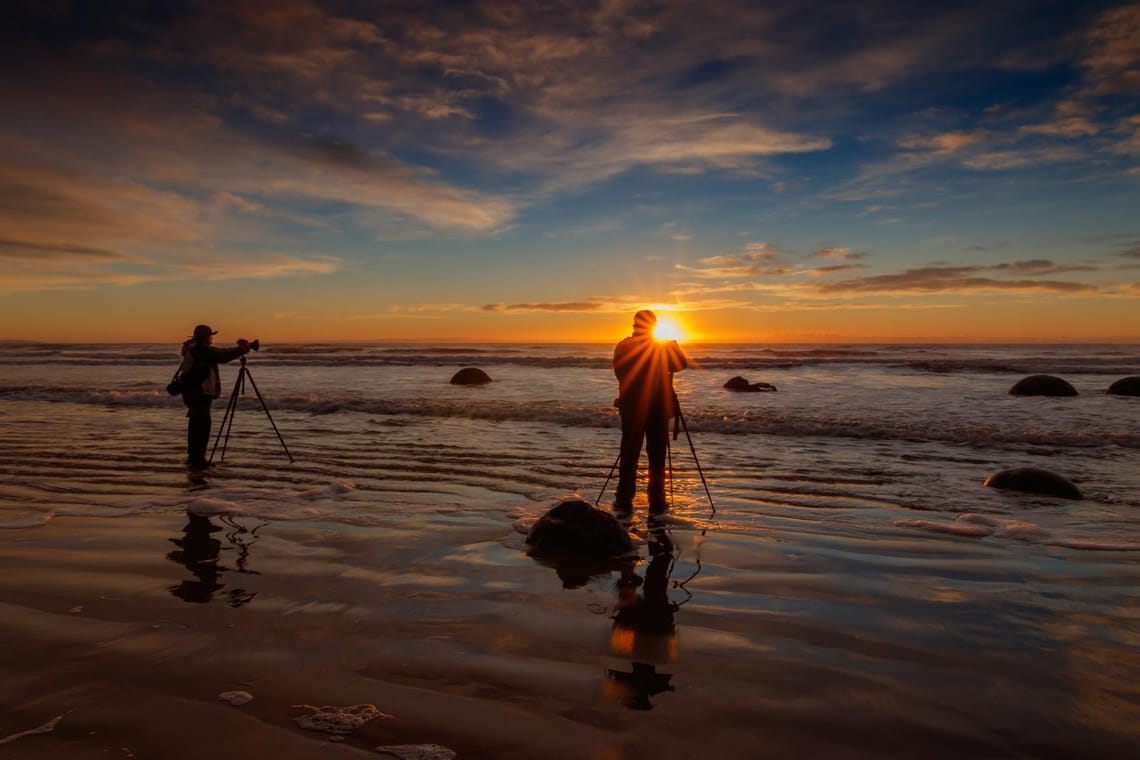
left=180, top=254, right=343, bottom=281
left=481, top=299, right=613, bottom=313
left=987, top=259, right=1098, bottom=275
left=1078, top=4, right=1140, bottom=96
left=833, top=3, right=1140, bottom=201
left=813, top=247, right=865, bottom=261
left=814, top=265, right=1098, bottom=295
left=545, top=218, right=621, bottom=238
left=0, top=238, right=136, bottom=262
left=804, top=264, right=865, bottom=276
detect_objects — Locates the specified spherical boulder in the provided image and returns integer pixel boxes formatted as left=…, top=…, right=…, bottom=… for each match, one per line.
left=525, top=499, right=632, bottom=557
left=450, top=367, right=492, bottom=385
left=723, top=375, right=777, bottom=392
left=983, top=467, right=1082, bottom=500
left=1107, top=376, right=1140, bottom=396
left=1008, top=374, right=1077, bottom=397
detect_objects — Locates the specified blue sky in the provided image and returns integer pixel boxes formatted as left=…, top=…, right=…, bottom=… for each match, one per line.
left=1, top=0, right=1138, bottom=341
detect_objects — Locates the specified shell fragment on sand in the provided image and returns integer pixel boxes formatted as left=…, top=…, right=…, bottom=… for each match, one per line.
left=376, top=744, right=458, bottom=760
left=0, top=715, right=64, bottom=745
left=291, top=703, right=393, bottom=734
left=218, top=690, right=253, bottom=706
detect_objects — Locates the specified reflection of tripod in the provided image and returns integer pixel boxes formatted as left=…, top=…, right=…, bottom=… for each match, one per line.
left=210, top=356, right=294, bottom=464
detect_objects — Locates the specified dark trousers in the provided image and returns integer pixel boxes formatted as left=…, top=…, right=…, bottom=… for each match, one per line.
left=184, top=395, right=213, bottom=465
left=616, top=410, right=670, bottom=511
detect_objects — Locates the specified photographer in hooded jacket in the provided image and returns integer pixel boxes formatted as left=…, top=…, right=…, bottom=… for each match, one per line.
left=179, top=324, right=251, bottom=470
left=612, top=310, right=688, bottom=514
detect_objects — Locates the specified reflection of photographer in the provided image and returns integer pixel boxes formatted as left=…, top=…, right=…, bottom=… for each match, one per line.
left=178, top=324, right=256, bottom=470
left=166, top=513, right=224, bottom=602
left=605, top=528, right=679, bottom=710
left=166, top=513, right=257, bottom=606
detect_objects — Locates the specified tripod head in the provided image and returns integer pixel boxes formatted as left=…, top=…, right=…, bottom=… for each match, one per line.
left=237, top=338, right=260, bottom=365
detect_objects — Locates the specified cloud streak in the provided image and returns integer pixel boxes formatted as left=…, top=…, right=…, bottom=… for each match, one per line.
left=0, top=238, right=135, bottom=262
left=814, top=265, right=1098, bottom=295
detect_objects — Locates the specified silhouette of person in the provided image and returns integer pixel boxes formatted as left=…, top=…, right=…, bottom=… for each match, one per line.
left=166, top=513, right=257, bottom=606
left=179, top=325, right=250, bottom=469
left=166, top=513, right=225, bottom=603
left=612, top=310, right=688, bottom=513
left=605, top=526, right=678, bottom=709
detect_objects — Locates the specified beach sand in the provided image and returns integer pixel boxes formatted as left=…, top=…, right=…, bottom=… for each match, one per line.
left=2, top=509, right=1138, bottom=759
left=0, top=512, right=670, bottom=759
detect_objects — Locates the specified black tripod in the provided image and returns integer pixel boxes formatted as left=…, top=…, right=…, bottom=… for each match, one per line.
left=597, top=396, right=715, bottom=514
left=210, top=356, right=294, bottom=464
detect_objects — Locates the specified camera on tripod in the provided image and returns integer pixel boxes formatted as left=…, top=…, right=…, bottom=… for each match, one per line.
left=213, top=338, right=293, bottom=464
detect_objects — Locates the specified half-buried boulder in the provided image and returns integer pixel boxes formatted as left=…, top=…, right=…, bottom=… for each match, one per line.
left=526, top=499, right=632, bottom=557
left=525, top=499, right=634, bottom=589
left=1107, top=376, right=1140, bottom=396
left=450, top=367, right=492, bottom=385
left=1008, top=374, right=1077, bottom=397
left=723, top=375, right=777, bottom=392
left=983, top=467, right=1083, bottom=500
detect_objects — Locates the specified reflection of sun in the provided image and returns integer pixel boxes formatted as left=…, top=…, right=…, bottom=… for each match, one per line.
left=653, top=315, right=687, bottom=342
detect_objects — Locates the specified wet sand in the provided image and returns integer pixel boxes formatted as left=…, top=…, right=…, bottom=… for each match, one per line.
left=2, top=510, right=1138, bottom=759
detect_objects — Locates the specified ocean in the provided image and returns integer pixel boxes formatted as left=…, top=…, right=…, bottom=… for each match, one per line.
left=2, top=341, right=1137, bottom=534
left=1, top=341, right=1138, bottom=756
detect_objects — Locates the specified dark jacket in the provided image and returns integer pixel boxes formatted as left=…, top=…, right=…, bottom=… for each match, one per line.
left=613, top=333, right=687, bottom=420
left=179, top=340, right=246, bottom=399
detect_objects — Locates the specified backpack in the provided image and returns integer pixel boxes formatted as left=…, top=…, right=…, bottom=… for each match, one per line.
left=165, top=342, right=196, bottom=396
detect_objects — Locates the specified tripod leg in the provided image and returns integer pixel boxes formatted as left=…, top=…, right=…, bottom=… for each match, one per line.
left=210, top=369, right=243, bottom=463
left=676, top=404, right=715, bottom=514
left=596, top=450, right=621, bottom=506
left=242, top=368, right=294, bottom=463
left=219, top=380, right=240, bottom=461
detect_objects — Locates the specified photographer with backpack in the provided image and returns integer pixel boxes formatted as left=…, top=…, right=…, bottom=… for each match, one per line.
left=178, top=324, right=251, bottom=470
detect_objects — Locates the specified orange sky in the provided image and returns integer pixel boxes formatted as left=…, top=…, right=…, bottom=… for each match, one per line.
left=2, top=1, right=1139, bottom=343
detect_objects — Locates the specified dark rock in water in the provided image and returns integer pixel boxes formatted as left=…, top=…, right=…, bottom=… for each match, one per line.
left=723, top=375, right=777, bottom=392
left=1107, top=376, right=1140, bottom=396
left=983, top=467, right=1083, bottom=500
left=526, top=499, right=632, bottom=557
left=1008, top=374, right=1077, bottom=397
left=450, top=367, right=492, bottom=385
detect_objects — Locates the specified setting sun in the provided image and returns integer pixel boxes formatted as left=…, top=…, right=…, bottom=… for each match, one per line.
left=652, top=315, right=687, bottom=342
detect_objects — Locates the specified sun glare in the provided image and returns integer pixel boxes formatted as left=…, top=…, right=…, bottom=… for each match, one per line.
left=652, top=316, right=686, bottom=342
